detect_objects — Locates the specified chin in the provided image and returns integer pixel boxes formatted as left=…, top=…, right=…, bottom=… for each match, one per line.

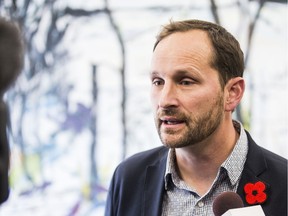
left=160, top=137, right=187, bottom=148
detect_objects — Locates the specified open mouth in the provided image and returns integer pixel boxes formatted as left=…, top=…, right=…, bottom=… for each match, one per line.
left=160, top=117, right=185, bottom=125
left=162, top=119, right=184, bottom=125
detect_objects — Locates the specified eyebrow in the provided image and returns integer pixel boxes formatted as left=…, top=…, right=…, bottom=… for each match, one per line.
left=150, top=68, right=202, bottom=78
left=150, top=71, right=159, bottom=77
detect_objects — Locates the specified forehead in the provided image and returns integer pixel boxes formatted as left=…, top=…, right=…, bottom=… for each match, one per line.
left=151, top=30, right=214, bottom=72
left=153, top=30, right=213, bottom=61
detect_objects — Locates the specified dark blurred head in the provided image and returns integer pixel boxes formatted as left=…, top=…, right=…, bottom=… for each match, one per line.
left=0, top=17, right=24, bottom=95
left=0, top=16, right=24, bottom=205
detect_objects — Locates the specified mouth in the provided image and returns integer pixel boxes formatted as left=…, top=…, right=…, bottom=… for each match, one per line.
left=160, top=117, right=185, bottom=126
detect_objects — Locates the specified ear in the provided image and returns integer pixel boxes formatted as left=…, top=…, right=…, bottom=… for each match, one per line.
left=224, top=77, right=245, bottom=112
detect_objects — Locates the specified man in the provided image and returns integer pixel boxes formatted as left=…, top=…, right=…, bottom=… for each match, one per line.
left=0, top=17, right=24, bottom=204
left=105, top=19, right=287, bottom=216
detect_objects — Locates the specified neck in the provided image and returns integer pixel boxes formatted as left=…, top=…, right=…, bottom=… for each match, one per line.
left=174, top=118, right=239, bottom=195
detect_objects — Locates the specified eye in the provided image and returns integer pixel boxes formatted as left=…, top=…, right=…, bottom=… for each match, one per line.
left=152, top=78, right=164, bottom=86
left=179, top=79, right=195, bottom=86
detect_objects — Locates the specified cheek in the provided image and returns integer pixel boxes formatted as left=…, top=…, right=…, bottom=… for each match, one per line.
left=178, top=97, right=199, bottom=114
left=182, top=92, right=219, bottom=112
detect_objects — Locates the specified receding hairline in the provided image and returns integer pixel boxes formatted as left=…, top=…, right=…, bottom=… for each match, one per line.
left=153, top=19, right=224, bottom=50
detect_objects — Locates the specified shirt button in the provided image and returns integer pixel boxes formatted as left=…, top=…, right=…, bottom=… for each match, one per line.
left=198, top=201, right=204, bottom=207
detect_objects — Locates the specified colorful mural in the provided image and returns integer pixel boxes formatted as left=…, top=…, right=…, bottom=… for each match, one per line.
left=0, top=0, right=287, bottom=215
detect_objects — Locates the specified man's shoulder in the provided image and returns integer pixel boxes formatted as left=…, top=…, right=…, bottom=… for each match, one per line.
left=112, top=146, right=168, bottom=181
left=246, top=132, right=287, bottom=180
left=259, top=145, right=287, bottom=169
left=112, top=146, right=168, bottom=174
left=120, top=146, right=168, bottom=167
left=246, top=131, right=287, bottom=167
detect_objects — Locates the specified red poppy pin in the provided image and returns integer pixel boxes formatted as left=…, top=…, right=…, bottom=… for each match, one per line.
left=244, top=181, right=267, bottom=205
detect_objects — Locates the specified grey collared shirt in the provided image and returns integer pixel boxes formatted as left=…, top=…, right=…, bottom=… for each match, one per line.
left=161, top=120, right=248, bottom=216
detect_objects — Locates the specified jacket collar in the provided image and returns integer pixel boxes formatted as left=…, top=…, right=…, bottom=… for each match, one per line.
left=237, top=131, right=269, bottom=203
left=143, top=147, right=168, bottom=216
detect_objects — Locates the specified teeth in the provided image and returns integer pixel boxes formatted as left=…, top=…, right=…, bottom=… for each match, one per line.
left=164, top=120, right=177, bottom=125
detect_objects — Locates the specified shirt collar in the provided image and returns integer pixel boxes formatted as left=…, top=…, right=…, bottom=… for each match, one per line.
left=164, top=120, right=248, bottom=189
left=164, top=148, right=176, bottom=190
left=221, top=120, right=248, bottom=185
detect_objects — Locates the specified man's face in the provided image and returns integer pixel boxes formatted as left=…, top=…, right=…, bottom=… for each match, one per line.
left=150, top=30, right=225, bottom=148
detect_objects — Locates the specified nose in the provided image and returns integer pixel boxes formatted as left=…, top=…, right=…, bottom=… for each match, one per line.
left=157, top=82, right=179, bottom=108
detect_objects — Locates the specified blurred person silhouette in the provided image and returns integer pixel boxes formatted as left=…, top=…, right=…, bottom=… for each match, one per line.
left=105, top=19, right=287, bottom=216
left=0, top=17, right=24, bottom=204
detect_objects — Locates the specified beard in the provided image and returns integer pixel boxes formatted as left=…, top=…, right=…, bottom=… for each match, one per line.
left=155, top=93, right=224, bottom=148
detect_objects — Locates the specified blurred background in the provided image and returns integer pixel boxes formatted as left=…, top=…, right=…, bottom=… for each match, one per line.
left=0, top=0, right=287, bottom=215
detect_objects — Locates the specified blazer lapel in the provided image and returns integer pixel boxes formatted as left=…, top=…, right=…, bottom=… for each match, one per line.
left=237, top=131, right=270, bottom=205
left=143, top=148, right=168, bottom=216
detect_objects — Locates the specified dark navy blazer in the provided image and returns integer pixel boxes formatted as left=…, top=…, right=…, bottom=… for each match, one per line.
left=105, top=131, right=287, bottom=216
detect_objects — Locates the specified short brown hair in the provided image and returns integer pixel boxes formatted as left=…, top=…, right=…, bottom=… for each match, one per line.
left=153, top=19, right=244, bottom=88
